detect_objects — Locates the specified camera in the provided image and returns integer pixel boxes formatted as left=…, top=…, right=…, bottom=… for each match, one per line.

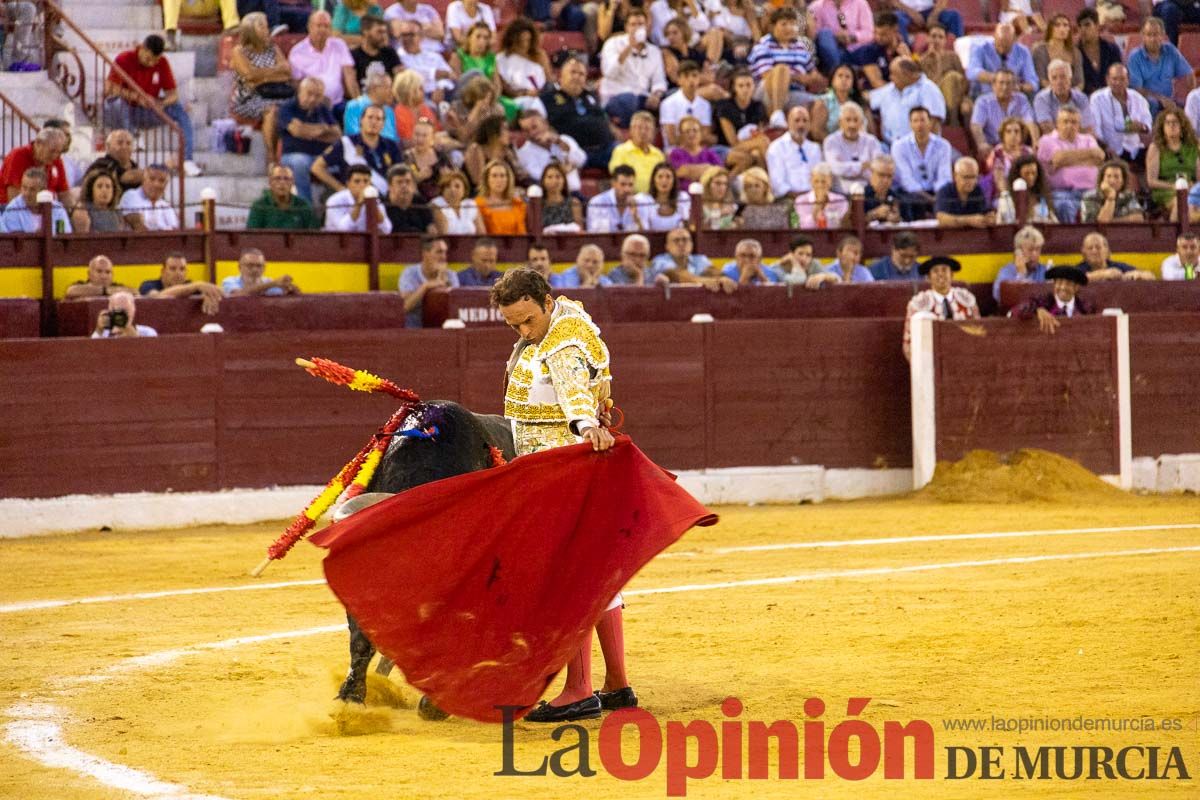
left=106, top=309, right=129, bottom=330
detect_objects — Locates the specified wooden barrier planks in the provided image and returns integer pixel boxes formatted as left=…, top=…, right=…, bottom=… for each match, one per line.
left=1129, top=314, right=1200, bottom=458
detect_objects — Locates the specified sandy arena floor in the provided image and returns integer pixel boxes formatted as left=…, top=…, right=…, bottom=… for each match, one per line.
left=1, top=496, right=1198, bottom=799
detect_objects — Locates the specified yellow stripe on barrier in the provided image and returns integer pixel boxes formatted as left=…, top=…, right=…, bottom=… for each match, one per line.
left=214, top=261, right=371, bottom=293
left=0, top=268, right=46, bottom=299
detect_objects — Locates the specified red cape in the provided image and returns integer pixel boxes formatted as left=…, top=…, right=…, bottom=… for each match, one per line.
left=309, top=436, right=717, bottom=722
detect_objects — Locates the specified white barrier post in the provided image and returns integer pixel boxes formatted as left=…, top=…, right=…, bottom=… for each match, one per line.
left=1104, top=308, right=1132, bottom=490
left=909, top=312, right=937, bottom=489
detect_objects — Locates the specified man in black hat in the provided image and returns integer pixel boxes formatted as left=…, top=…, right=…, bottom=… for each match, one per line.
left=1009, top=265, right=1092, bottom=334
left=902, top=255, right=980, bottom=360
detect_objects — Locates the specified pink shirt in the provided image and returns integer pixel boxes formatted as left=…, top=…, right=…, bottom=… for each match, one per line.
left=288, top=36, right=355, bottom=106
left=794, top=191, right=850, bottom=229
left=1036, top=131, right=1100, bottom=191
left=808, top=0, right=874, bottom=47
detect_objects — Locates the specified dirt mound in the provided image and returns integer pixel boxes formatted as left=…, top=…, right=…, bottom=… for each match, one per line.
left=919, top=449, right=1133, bottom=504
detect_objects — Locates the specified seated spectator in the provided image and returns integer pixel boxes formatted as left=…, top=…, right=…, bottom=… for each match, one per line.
left=344, top=73, right=399, bottom=140
left=1010, top=265, right=1092, bottom=333
left=715, top=67, right=770, bottom=174
left=65, top=255, right=130, bottom=300
left=525, top=240, right=553, bottom=282
left=795, top=163, right=848, bottom=229
left=607, top=234, right=652, bottom=285
left=86, top=129, right=143, bottom=193
left=658, top=16, right=717, bottom=96
left=247, top=164, right=321, bottom=229
left=553, top=244, right=612, bottom=288
left=1191, top=180, right=1200, bottom=223
left=230, top=12, right=293, bottom=162
left=1034, top=60, right=1095, bottom=135
left=333, top=0, right=384, bottom=49
left=609, top=112, right=666, bottom=194
left=967, top=23, right=1038, bottom=96
left=736, top=166, right=789, bottom=229
left=1154, top=0, right=1200, bottom=45
left=91, top=291, right=157, bottom=338
left=1146, top=108, right=1200, bottom=219
left=475, top=159, right=527, bottom=235
left=351, top=15, right=401, bottom=88
left=450, top=23, right=505, bottom=110
left=892, top=0, right=963, bottom=41
left=516, top=109, right=585, bottom=194
left=71, top=170, right=127, bottom=233
left=862, top=154, right=905, bottom=224
left=870, top=230, right=922, bottom=281
left=396, top=20, right=455, bottom=103
left=400, top=235, right=458, bottom=326
left=810, top=64, right=861, bottom=142
left=445, top=0, right=497, bottom=49
left=541, top=56, right=616, bottom=170
left=638, top=162, right=689, bottom=232
left=822, top=101, right=882, bottom=194
left=765, top=104, right=823, bottom=200
left=323, top=164, right=393, bottom=232
left=1, top=126, right=68, bottom=204
left=1076, top=9, right=1122, bottom=96
left=384, top=164, right=436, bottom=233
left=138, top=252, right=223, bottom=314
left=312, top=104, right=402, bottom=196
left=587, top=164, right=646, bottom=233
left=1077, top=231, right=1154, bottom=281
left=936, top=157, right=992, bottom=228
left=1189, top=86, right=1200, bottom=139
left=222, top=247, right=301, bottom=296
left=892, top=106, right=951, bottom=217
left=808, top=0, right=872, bottom=74
left=970, top=70, right=1036, bottom=159
left=278, top=77, right=341, bottom=203
left=118, top=164, right=179, bottom=231
left=749, top=7, right=824, bottom=124
left=871, top=58, right=945, bottom=147
left=847, top=11, right=904, bottom=92
left=668, top=115, right=721, bottom=189
left=650, top=226, right=713, bottom=279
left=903, top=256, right=980, bottom=359
left=599, top=7, right=668, bottom=128
left=1031, top=15, right=1083, bottom=91
left=1003, top=155, right=1059, bottom=224
left=807, top=234, right=871, bottom=288
left=1037, top=106, right=1104, bottom=222
left=102, top=35, right=200, bottom=177
left=660, top=61, right=713, bottom=148
left=384, top=0, right=445, bottom=53
left=1090, top=64, right=1151, bottom=169
left=699, top=166, right=737, bottom=230
left=445, top=75, right=506, bottom=146
left=986, top=116, right=1034, bottom=198
left=432, top=169, right=484, bottom=234
left=772, top=235, right=816, bottom=284
left=458, top=237, right=502, bottom=286
left=464, top=113, right=527, bottom=191
left=41, top=118, right=85, bottom=187
left=289, top=11, right=358, bottom=112
left=919, top=23, right=970, bottom=128
left=1080, top=160, right=1145, bottom=223
left=393, top=71, right=443, bottom=145
left=1128, top=18, right=1194, bottom=119
left=1162, top=231, right=1200, bottom=280
left=162, top=0, right=238, bottom=48
left=993, top=224, right=1048, bottom=301
left=721, top=239, right=780, bottom=285
left=496, top=19, right=551, bottom=117
left=538, top=162, right=583, bottom=232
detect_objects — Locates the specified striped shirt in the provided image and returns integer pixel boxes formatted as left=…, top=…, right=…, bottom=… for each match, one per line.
left=748, top=34, right=815, bottom=80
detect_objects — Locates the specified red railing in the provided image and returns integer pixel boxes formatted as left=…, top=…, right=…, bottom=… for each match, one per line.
left=40, top=0, right=186, bottom=220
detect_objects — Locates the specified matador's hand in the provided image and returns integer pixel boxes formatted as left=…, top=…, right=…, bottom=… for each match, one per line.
left=581, top=426, right=615, bottom=452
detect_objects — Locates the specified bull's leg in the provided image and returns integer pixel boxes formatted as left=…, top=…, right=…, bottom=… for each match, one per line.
left=336, top=613, right=375, bottom=703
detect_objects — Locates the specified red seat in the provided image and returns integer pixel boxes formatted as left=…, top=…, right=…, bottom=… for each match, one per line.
left=540, top=30, right=587, bottom=55
left=941, top=125, right=972, bottom=160
left=1040, top=0, right=1085, bottom=22
left=944, top=0, right=989, bottom=26
left=1179, top=32, right=1200, bottom=69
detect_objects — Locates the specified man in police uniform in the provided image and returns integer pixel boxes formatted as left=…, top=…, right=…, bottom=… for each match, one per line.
left=540, top=55, right=616, bottom=170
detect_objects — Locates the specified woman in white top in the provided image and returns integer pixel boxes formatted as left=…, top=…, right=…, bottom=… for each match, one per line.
left=649, top=0, right=709, bottom=47
left=445, top=0, right=496, bottom=48
left=497, top=19, right=551, bottom=115
left=431, top=169, right=486, bottom=234
left=638, top=162, right=691, bottom=231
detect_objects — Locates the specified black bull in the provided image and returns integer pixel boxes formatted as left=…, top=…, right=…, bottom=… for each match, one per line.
left=335, top=401, right=517, bottom=704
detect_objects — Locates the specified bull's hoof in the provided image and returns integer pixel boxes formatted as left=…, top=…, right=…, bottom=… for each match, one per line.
left=417, top=695, right=450, bottom=721
left=336, top=677, right=367, bottom=704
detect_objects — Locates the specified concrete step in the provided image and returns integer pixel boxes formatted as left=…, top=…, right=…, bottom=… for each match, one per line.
left=0, top=71, right=71, bottom=121
left=58, top=1, right=161, bottom=30
left=195, top=147, right=268, bottom=176
left=191, top=74, right=235, bottom=124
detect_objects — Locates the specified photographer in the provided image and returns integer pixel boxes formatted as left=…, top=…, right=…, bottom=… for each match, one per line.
left=91, top=292, right=158, bottom=338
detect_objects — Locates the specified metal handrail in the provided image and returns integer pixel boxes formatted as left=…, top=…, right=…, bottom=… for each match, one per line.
left=40, top=0, right=186, bottom=220
left=0, top=88, right=42, bottom=157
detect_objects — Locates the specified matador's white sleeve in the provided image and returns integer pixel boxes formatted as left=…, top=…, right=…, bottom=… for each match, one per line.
left=545, top=345, right=600, bottom=434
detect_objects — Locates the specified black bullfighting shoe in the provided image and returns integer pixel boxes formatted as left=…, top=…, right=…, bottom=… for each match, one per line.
left=524, top=694, right=603, bottom=723
left=596, top=686, right=638, bottom=710
left=417, top=695, right=451, bottom=721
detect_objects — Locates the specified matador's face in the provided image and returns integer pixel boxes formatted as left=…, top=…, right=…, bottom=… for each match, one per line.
left=499, top=295, right=555, bottom=344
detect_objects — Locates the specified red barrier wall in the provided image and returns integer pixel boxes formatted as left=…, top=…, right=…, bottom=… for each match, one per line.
left=999, top=281, right=1200, bottom=314
left=0, top=299, right=40, bottom=338
left=1129, top=314, right=1200, bottom=458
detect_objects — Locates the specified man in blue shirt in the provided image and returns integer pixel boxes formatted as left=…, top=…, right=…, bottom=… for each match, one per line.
left=0, top=167, right=70, bottom=233
left=869, top=231, right=922, bottom=281
left=650, top=226, right=713, bottom=280
left=399, top=236, right=460, bottom=328
left=721, top=239, right=782, bottom=285
left=457, top=238, right=502, bottom=287
left=553, top=244, right=613, bottom=288
left=966, top=23, right=1038, bottom=96
left=935, top=156, right=992, bottom=227
left=868, top=59, right=946, bottom=145
left=312, top=104, right=402, bottom=197
left=808, top=234, right=873, bottom=287
left=891, top=107, right=952, bottom=217
left=1128, top=17, right=1195, bottom=118
left=277, top=77, right=341, bottom=203
left=605, top=234, right=652, bottom=285
left=992, top=225, right=1049, bottom=301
